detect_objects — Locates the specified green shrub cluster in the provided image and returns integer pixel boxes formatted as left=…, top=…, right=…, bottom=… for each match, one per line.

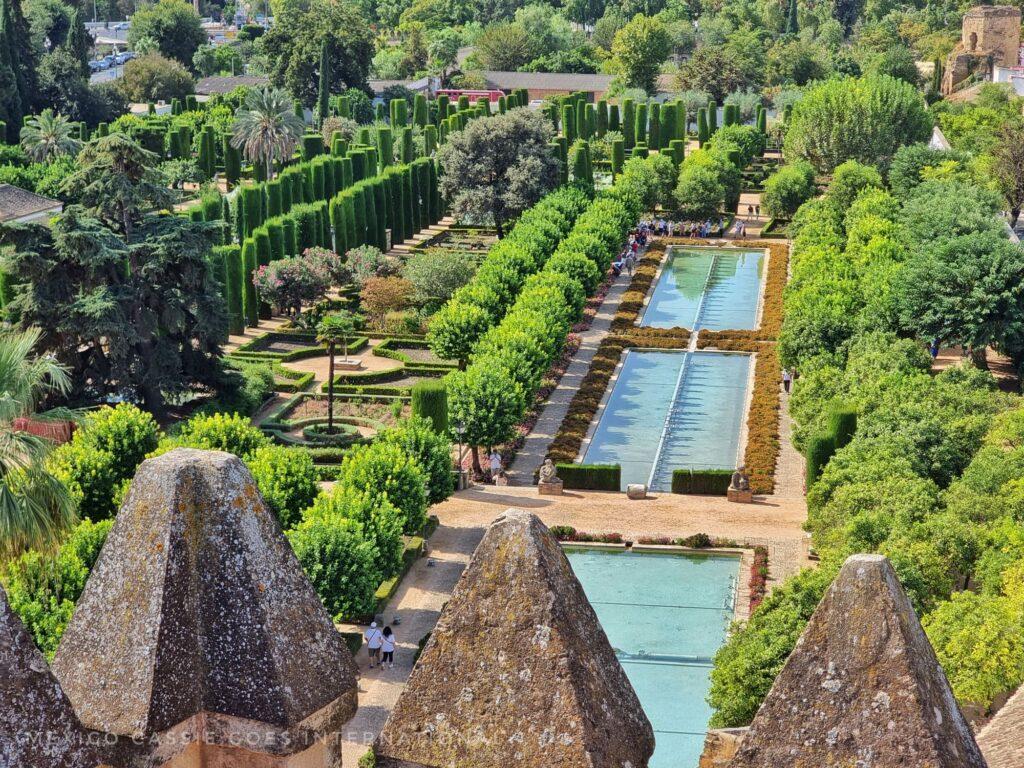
left=1, top=519, right=113, bottom=659
left=446, top=161, right=657, bottom=466
left=710, top=158, right=1024, bottom=725
left=47, top=404, right=160, bottom=521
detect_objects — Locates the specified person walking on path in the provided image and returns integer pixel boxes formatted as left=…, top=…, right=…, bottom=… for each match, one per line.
left=782, top=369, right=792, bottom=393
left=489, top=450, right=502, bottom=481
left=381, top=626, right=396, bottom=669
left=364, top=622, right=384, bottom=668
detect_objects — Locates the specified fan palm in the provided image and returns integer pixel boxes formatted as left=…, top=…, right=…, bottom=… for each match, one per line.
left=20, top=109, right=82, bottom=164
left=231, top=87, right=305, bottom=180
left=0, top=328, right=77, bottom=560
left=317, top=311, right=358, bottom=435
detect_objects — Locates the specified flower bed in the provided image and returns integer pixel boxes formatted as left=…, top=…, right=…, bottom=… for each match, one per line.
left=262, top=392, right=410, bottom=430
left=230, top=331, right=370, bottom=363
left=373, top=337, right=457, bottom=369
left=749, top=545, right=769, bottom=614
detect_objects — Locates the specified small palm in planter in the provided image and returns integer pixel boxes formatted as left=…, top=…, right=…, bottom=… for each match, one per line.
left=317, top=311, right=359, bottom=435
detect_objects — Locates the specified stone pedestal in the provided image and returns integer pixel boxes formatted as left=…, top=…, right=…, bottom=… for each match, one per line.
left=626, top=484, right=647, bottom=500
left=727, top=487, right=753, bottom=503
left=335, top=358, right=362, bottom=371
left=538, top=480, right=563, bottom=496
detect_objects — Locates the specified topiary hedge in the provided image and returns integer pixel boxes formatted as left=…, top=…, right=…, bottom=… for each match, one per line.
left=557, top=463, right=621, bottom=491
left=671, top=469, right=734, bottom=495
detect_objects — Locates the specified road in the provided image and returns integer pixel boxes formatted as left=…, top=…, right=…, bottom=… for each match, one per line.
left=90, top=64, right=125, bottom=84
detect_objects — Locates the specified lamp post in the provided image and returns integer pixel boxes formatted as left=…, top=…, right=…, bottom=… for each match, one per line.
left=455, top=421, right=466, bottom=490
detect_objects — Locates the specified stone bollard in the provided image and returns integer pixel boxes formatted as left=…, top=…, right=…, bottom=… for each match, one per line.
left=626, top=484, right=647, bottom=500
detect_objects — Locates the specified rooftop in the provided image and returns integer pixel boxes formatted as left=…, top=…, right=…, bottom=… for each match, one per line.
left=0, top=183, right=61, bottom=223
left=194, top=74, right=270, bottom=94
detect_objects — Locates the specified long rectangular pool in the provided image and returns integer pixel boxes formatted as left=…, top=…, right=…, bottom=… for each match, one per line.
left=640, top=247, right=765, bottom=331
left=565, top=548, right=739, bottom=768
left=581, top=350, right=751, bottom=491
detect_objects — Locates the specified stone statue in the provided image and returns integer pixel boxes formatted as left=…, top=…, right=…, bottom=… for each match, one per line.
left=730, top=466, right=750, bottom=492
left=539, top=458, right=559, bottom=484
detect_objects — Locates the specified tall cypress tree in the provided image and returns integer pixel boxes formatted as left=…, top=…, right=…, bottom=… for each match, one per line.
left=0, top=0, right=34, bottom=142
left=785, top=0, right=799, bottom=35
left=64, top=7, right=90, bottom=75
left=316, top=40, right=331, bottom=127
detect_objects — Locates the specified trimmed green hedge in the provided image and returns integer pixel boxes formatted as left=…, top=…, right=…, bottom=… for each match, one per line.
left=557, top=463, right=621, bottom=491
left=671, top=469, right=733, bottom=495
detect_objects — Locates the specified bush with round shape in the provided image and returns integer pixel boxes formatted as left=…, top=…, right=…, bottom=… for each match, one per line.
left=545, top=251, right=601, bottom=296
left=761, top=162, right=816, bottom=218
left=426, top=301, right=492, bottom=367
left=304, top=485, right=404, bottom=579
left=245, top=445, right=320, bottom=529
left=174, top=412, right=270, bottom=459
left=338, top=442, right=429, bottom=534
left=287, top=517, right=380, bottom=621
left=377, top=417, right=454, bottom=505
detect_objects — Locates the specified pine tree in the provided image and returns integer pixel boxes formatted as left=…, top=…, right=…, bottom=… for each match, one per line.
left=0, top=0, right=34, bottom=142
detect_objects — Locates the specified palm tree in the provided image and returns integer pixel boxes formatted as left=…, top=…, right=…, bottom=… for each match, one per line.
left=20, top=110, right=82, bottom=164
left=0, top=328, right=77, bottom=560
left=317, top=311, right=358, bottom=435
left=231, top=87, right=305, bottom=180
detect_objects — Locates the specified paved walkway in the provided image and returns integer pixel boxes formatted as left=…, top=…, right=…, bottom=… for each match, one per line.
left=732, top=190, right=766, bottom=237
left=506, top=272, right=634, bottom=484
left=338, top=521, right=485, bottom=766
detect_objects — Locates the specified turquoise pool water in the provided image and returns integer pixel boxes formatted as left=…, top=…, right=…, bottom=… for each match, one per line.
left=581, top=350, right=751, bottom=491
left=565, top=548, right=739, bottom=768
left=640, top=247, right=765, bottom=331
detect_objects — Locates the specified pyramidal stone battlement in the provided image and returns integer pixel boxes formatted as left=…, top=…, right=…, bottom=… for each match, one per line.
left=0, top=585, right=103, bottom=768
left=728, top=554, right=988, bottom=768
left=49, top=448, right=358, bottom=767
left=373, top=509, right=654, bottom=768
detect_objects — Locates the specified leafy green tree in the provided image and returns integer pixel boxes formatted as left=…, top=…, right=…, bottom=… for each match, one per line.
left=317, top=310, right=359, bottom=434
left=868, top=45, right=920, bottom=87
left=1, top=518, right=111, bottom=658
left=761, top=162, right=815, bottom=217
left=0, top=327, right=76, bottom=559
left=231, top=87, right=306, bottom=180
left=673, top=47, right=746, bottom=102
left=674, top=163, right=725, bottom=220
left=611, top=14, right=671, bottom=94
left=0, top=0, right=37, bottom=143
left=1, top=135, right=227, bottom=415
left=127, top=0, right=205, bottom=67
left=446, top=363, right=525, bottom=475
left=245, top=445, right=319, bottom=529
left=259, top=0, right=374, bottom=107
left=784, top=75, right=931, bottom=172
left=403, top=248, right=475, bottom=309
left=338, top=441, right=429, bottom=534
left=474, top=21, right=533, bottom=70
left=287, top=517, right=380, bottom=620
left=923, top=591, right=1024, bottom=709
left=888, top=143, right=971, bottom=201
left=19, top=109, right=79, bottom=163
left=304, top=485, right=404, bottom=578
left=426, top=301, right=491, bottom=368
left=436, top=108, right=559, bottom=237
left=825, top=160, right=883, bottom=214
left=989, top=119, right=1024, bottom=227
left=117, top=53, right=194, bottom=103
left=377, top=417, right=454, bottom=504
left=173, top=412, right=270, bottom=459
left=899, top=231, right=1024, bottom=359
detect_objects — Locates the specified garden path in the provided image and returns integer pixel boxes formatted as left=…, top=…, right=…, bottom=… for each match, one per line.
left=337, top=520, right=485, bottom=766
left=732, top=190, right=766, bottom=237
left=505, top=269, right=634, bottom=484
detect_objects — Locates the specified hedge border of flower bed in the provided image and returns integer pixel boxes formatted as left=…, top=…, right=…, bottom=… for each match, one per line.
left=272, top=363, right=315, bottom=393
left=230, top=331, right=369, bottom=362
left=260, top=391, right=409, bottom=430
left=321, top=364, right=451, bottom=393
left=373, top=338, right=458, bottom=370
left=556, top=463, right=621, bottom=491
